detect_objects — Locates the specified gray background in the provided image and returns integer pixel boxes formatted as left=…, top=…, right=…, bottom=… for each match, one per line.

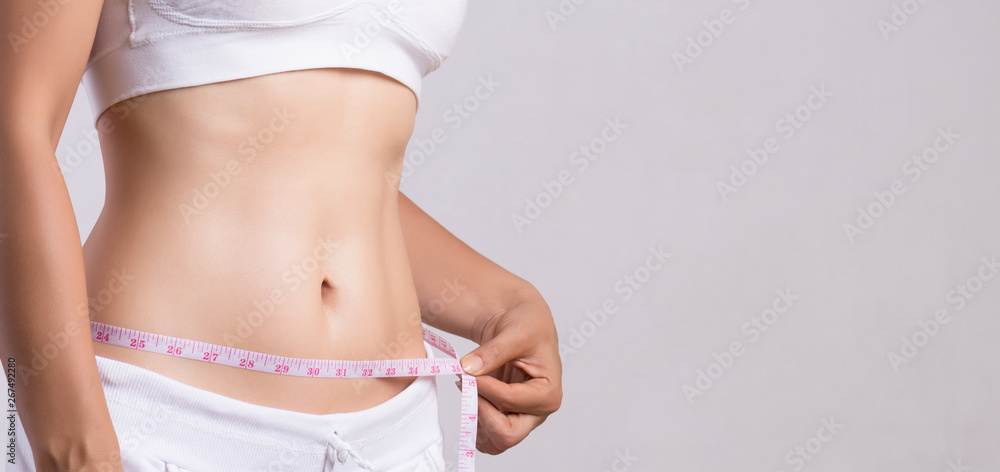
left=57, top=0, right=1000, bottom=471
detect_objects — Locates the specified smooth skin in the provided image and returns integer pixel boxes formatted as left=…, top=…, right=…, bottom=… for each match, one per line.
left=0, top=1, right=561, bottom=470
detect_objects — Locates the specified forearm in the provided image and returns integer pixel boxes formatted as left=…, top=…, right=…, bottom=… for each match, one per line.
left=0, top=135, right=121, bottom=469
left=398, top=192, right=539, bottom=341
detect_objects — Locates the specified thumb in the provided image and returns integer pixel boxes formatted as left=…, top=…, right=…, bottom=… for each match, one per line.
left=460, top=329, right=518, bottom=376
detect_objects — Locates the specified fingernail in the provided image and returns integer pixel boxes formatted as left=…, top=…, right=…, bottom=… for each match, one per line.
left=461, top=355, right=483, bottom=375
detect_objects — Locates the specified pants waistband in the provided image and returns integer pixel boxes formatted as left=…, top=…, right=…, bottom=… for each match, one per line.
left=96, top=339, right=443, bottom=471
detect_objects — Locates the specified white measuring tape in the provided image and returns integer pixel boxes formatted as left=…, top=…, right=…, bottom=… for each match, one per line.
left=90, top=321, right=478, bottom=471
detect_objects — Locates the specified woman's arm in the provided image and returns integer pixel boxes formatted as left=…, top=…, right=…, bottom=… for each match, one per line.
left=0, top=1, right=125, bottom=470
left=398, top=192, right=562, bottom=454
left=397, top=192, right=535, bottom=338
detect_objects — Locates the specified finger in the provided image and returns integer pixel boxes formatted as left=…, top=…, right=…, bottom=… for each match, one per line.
left=475, top=374, right=560, bottom=416
left=475, top=396, right=506, bottom=455
left=475, top=395, right=546, bottom=455
left=460, top=326, right=528, bottom=376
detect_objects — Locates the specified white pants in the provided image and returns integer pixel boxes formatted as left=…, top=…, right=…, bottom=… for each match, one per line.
left=10, top=340, right=446, bottom=472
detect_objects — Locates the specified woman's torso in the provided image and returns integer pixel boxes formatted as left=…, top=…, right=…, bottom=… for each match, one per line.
left=84, top=68, right=428, bottom=415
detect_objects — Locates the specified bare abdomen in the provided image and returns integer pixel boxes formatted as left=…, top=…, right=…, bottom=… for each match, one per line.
left=84, top=68, right=429, bottom=414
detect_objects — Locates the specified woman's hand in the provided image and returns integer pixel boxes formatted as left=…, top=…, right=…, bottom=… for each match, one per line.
left=33, top=445, right=125, bottom=472
left=459, top=290, right=563, bottom=454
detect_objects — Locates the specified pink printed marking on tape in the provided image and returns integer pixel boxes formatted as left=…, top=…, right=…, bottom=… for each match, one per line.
left=90, top=320, right=479, bottom=471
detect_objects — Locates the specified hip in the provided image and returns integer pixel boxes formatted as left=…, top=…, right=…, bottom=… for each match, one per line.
left=10, top=345, right=446, bottom=472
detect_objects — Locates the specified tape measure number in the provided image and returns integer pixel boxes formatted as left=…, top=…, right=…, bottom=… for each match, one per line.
left=90, top=321, right=478, bottom=471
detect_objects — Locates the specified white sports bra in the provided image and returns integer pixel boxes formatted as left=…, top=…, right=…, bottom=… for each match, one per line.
left=82, top=0, right=469, bottom=124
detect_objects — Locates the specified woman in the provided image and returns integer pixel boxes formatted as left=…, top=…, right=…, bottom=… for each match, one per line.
left=0, top=0, right=562, bottom=470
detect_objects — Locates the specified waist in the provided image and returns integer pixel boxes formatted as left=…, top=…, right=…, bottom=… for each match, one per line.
left=82, top=67, right=429, bottom=413
left=97, top=356, right=444, bottom=472
left=83, top=166, right=421, bottom=343
left=83, top=186, right=429, bottom=411
left=84, top=319, right=476, bottom=471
